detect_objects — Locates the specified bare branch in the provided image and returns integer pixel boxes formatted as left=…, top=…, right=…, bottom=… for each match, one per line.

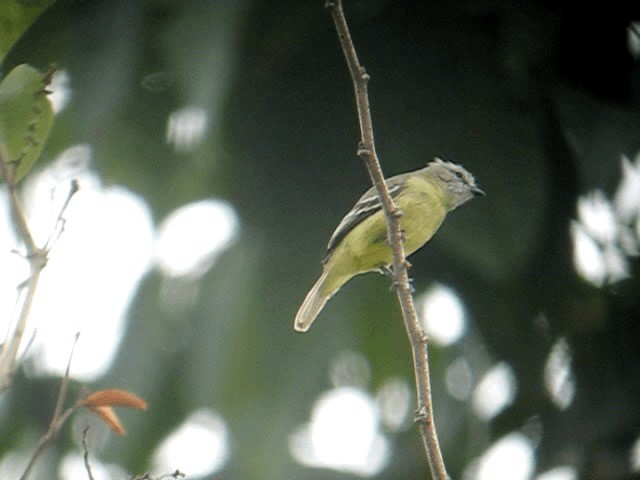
left=44, top=178, right=80, bottom=252
left=82, top=426, right=96, bottom=480
left=19, top=402, right=80, bottom=480
left=52, top=332, right=80, bottom=421
left=129, top=470, right=186, bottom=480
left=20, top=364, right=82, bottom=480
left=325, top=1, right=449, bottom=478
left=0, top=151, right=38, bottom=251
left=0, top=147, right=45, bottom=392
left=0, top=153, right=79, bottom=392
left=20, top=335, right=83, bottom=480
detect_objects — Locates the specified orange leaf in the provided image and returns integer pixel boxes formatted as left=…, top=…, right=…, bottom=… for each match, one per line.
left=82, top=389, right=148, bottom=410
left=88, top=405, right=126, bottom=435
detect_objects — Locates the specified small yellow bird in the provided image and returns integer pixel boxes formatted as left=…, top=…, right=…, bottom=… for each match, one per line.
left=294, top=158, right=483, bottom=332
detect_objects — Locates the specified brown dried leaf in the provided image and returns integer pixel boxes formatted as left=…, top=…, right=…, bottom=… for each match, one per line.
left=88, top=405, right=126, bottom=435
left=82, top=389, right=148, bottom=410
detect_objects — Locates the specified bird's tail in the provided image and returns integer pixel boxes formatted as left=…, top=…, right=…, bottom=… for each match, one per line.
left=294, top=270, right=331, bottom=333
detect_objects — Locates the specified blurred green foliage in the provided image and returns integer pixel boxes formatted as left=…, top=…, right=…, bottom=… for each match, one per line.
left=0, top=63, right=54, bottom=183
left=0, top=0, right=55, bottom=64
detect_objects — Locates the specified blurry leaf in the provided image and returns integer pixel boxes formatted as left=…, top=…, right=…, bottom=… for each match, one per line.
left=82, top=388, right=148, bottom=410
left=0, top=63, right=54, bottom=183
left=82, top=388, right=148, bottom=436
left=0, top=0, right=56, bottom=64
left=87, top=405, right=127, bottom=436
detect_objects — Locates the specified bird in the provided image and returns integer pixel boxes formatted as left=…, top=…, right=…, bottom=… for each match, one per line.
left=294, top=158, right=483, bottom=332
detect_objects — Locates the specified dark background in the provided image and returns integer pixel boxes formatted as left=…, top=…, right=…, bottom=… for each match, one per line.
left=2, top=1, right=640, bottom=479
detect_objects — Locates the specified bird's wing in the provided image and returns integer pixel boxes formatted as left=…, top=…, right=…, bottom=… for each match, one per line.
left=322, top=176, right=405, bottom=264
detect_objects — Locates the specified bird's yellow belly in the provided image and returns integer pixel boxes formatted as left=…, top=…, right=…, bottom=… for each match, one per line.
left=322, top=188, right=447, bottom=295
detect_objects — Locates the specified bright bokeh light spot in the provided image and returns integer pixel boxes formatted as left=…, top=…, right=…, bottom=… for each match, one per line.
left=570, top=221, right=607, bottom=286
left=472, top=362, right=517, bottom=420
left=577, top=191, right=617, bottom=244
left=475, top=432, right=534, bottom=480
left=544, top=337, right=575, bottom=410
left=614, top=155, right=640, bottom=224
left=155, top=199, right=239, bottom=278
left=602, top=244, right=631, bottom=282
left=570, top=157, right=640, bottom=287
left=152, top=408, right=230, bottom=478
left=166, top=105, right=209, bottom=153
left=630, top=435, right=640, bottom=472
left=376, top=377, right=411, bottom=431
left=536, top=465, right=578, bottom=480
left=0, top=145, right=155, bottom=381
left=310, top=389, right=378, bottom=464
left=289, top=387, right=389, bottom=477
left=330, top=350, right=371, bottom=388
left=628, top=23, right=640, bottom=59
left=0, top=450, right=32, bottom=479
left=48, top=69, right=72, bottom=114
left=419, top=283, right=466, bottom=346
left=446, top=356, right=474, bottom=401
left=59, top=453, right=126, bottom=480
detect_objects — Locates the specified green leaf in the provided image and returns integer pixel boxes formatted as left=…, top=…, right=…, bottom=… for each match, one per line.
left=0, top=0, right=56, bottom=65
left=0, top=64, right=54, bottom=183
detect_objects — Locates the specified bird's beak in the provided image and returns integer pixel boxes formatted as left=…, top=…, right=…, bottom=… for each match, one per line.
left=472, top=186, right=485, bottom=196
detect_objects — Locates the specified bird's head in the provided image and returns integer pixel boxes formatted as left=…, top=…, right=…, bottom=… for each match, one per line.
left=428, top=158, right=484, bottom=210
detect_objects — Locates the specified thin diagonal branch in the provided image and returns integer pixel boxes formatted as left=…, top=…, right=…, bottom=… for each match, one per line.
left=0, top=152, right=78, bottom=392
left=20, top=334, right=82, bottom=480
left=82, top=426, right=96, bottom=480
left=0, top=152, right=38, bottom=251
left=0, top=150, right=47, bottom=392
left=325, top=1, right=448, bottom=478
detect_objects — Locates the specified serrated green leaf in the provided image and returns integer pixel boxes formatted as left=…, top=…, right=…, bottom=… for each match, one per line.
left=0, top=64, right=54, bottom=183
left=0, top=0, right=56, bottom=64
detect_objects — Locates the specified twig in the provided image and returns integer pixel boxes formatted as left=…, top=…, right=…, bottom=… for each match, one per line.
left=0, top=154, right=46, bottom=393
left=0, top=154, right=78, bottom=392
left=130, top=470, right=186, bottom=480
left=0, top=153, right=38, bottom=250
left=20, top=334, right=82, bottom=480
left=44, top=178, right=79, bottom=252
left=82, top=426, right=96, bottom=480
left=53, top=332, right=80, bottom=420
left=325, top=1, right=448, bottom=478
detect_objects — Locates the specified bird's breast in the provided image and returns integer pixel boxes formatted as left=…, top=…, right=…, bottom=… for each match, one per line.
left=395, top=183, right=447, bottom=256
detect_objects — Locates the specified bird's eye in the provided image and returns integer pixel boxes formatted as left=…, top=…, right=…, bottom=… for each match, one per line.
left=454, top=171, right=465, bottom=180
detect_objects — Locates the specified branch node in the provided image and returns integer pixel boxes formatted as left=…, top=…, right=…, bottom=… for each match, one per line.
left=356, top=143, right=371, bottom=159
left=29, top=249, right=48, bottom=272
left=414, top=406, right=432, bottom=425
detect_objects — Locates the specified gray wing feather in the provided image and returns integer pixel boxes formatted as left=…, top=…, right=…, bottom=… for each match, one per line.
left=322, top=178, right=405, bottom=264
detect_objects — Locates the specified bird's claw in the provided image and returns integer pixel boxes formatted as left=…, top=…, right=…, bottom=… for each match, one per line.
left=378, top=265, right=395, bottom=278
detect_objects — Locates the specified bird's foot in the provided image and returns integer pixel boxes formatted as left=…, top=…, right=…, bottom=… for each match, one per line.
left=378, top=265, right=395, bottom=278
